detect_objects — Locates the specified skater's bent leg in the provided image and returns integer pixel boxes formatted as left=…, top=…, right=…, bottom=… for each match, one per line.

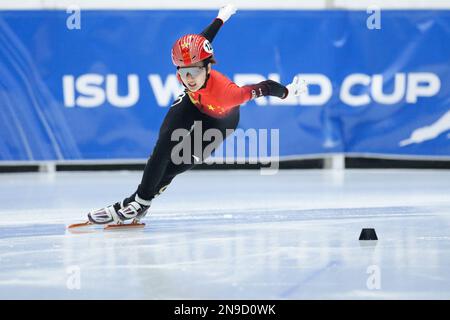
left=152, top=107, right=241, bottom=193
left=135, top=93, right=198, bottom=201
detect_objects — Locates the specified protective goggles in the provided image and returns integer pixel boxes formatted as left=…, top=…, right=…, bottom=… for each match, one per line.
left=177, top=66, right=205, bottom=79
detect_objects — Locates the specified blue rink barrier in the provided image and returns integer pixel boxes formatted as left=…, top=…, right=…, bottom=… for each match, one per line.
left=0, top=10, right=449, bottom=161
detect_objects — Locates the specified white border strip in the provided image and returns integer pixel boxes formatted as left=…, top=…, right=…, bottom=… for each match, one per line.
left=1, top=0, right=450, bottom=10
left=334, top=0, right=450, bottom=10
left=0, top=0, right=327, bottom=10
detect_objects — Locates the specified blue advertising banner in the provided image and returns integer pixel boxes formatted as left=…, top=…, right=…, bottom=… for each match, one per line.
left=0, top=10, right=449, bottom=161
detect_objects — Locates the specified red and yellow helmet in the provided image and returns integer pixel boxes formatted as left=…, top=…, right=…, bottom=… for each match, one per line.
left=171, top=34, right=214, bottom=67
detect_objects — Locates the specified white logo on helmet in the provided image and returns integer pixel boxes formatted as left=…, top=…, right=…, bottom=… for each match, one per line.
left=203, top=40, right=213, bottom=54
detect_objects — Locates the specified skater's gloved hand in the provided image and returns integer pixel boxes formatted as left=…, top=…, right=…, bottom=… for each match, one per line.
left=285, top=76, right=307, bottom=98
left=259, top=80, right=289, bottom=99
left=217, top=4, right=237, bottom=23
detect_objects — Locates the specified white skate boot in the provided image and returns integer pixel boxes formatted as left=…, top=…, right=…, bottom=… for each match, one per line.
left=87, top=195, right=152, bottom=225
left=117, top=185, right=168, bottom=223
left=87, top=201, right=124, bottom=225
left=116, top=195, right=152, bottom=224
left=69, top=186, right=168, bottom=231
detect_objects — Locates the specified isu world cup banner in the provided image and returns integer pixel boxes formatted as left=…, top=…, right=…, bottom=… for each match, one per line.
left=0, top=10, right=449, bottom=161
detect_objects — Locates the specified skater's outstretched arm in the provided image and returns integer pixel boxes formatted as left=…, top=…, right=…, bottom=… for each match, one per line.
left=200, top=4, right=237, bottom=42
left=210, top=73, right=306, bottom=113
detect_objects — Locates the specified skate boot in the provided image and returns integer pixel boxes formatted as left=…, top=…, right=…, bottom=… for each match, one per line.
left=86, top=186, right=167, bottom=226
left=120, top=186, right=168, bottom=223
left=87, top=201, right=124, bottom=225
left=116, top=195, right=152, bottom=224
left=120, top=185, right=168, bottom=223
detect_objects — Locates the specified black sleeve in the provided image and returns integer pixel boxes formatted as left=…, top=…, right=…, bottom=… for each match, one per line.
left=199, top=18, right=224, bottom=43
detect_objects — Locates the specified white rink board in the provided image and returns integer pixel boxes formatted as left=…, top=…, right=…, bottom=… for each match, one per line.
left=0, top=169, right=450, bottom=299
left=1, top=0, right=449, bottom=10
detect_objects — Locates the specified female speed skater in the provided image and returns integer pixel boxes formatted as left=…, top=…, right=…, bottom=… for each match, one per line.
left=85, top=4, right=303, bottom=226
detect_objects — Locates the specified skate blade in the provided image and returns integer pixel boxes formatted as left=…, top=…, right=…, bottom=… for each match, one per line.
left=66, top=221, right=98, bottom=234
left=67, top=221, right=93, bottom=229
left=104, top=222, right=145, bottom=231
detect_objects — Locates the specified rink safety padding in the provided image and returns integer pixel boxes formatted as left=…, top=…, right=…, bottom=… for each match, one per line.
left=0, top=10, right=449, bottom=161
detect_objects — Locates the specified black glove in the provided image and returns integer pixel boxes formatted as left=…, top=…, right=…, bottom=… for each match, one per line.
left=245, top=80, right=289, bottom=100
left=259, top=80, right=288, bottom=99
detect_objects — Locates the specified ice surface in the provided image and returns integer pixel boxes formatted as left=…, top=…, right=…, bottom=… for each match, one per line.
left=1, top=169, right=450, bottom=299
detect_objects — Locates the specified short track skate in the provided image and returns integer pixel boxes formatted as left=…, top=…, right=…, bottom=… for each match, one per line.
left=67, top=220, right=145, bottom=232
